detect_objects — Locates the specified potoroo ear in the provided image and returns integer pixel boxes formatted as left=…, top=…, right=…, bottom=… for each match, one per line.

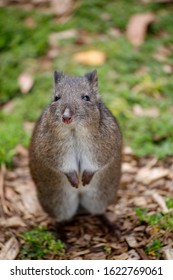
left=54, top=70, right=63, bottom=84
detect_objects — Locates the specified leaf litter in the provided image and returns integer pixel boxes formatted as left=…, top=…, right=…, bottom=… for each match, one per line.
left=0, top=146, right=173, bottom=259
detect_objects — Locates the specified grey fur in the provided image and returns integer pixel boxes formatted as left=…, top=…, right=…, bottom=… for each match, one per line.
left=29, top=71, right=122, bottom=222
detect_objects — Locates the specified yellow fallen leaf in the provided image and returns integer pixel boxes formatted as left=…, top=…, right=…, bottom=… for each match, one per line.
left=73, top=50, right=106, bottom=66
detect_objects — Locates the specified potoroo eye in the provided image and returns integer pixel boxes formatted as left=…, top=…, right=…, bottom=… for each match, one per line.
left=82, top=95, right=90, bottom=101
left=54, top=96, right=61, bottom=102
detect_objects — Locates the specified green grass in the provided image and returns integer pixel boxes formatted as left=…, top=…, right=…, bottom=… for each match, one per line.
left=0, top=113, right=29, bottom=166
left=135, top=204, right=173, bottom=259
left=145, top=239, right=163, bottom=258
left=19, top=226, right=64, bottom=259
left=1, top=0, right=173, bottom=165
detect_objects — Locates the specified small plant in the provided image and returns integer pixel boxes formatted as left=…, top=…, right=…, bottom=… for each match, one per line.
left=104, top=245, right=112, bottom=254
left=145, top=239, right=163, bottom=258
left=20, top=226, right=65, bottom=259
left=165, top=197, right=173, bottom=209
left=135, top=204, right=173, bottom=258
left=160, top=211, right=173, bottom=231
left=135, top=207, right=148, bottom=223
left=135, top=203, right=173, bottom=231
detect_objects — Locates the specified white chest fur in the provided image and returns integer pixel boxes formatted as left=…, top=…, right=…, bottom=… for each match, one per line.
left=60, top=127, right=98, bottom=176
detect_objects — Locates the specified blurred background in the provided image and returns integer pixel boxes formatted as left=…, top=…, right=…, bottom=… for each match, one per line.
left=0, top=0, right=173, bottom=166
left=1, top=0, right=173, bottom=261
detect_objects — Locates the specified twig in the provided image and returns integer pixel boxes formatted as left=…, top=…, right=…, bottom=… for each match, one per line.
left=0, top=164, right=10, bottom=214
left=152, top=192, right=169, bottom=213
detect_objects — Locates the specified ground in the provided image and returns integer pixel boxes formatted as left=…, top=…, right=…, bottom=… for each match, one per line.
left=0, top=146, right=173, bottom=260
left=0, top=0, right=173, bottom=260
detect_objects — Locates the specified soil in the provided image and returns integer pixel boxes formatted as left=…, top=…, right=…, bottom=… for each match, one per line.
left=0, top=145, right=173, bottom=260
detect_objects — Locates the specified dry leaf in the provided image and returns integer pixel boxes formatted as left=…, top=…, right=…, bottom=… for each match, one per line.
left=133, top=197, right=148, bottom=207
left=18, top=72, right=34, bottom=94
left=133, top=104, right=160, bottom=117
left=134, top=225, right=146, bottom=232
left=162, top=248, right=173, bottom=260
left=122, top=162, right=138, bottom=173
left=146, top=157, right=158, bottom=169
left=163, top=64, right=173, bottom=74
left=23, top=122, right=35, bottom=133
left=51, top=0, right=72, bottom=16
left=123, top=146, right=133, bottom=155
left=152, top=192, right=169, bottom=213
left=2, top=100, right=15, bottom=114
left=125, top=235, right=140, bottom=248
left=121, top=173, right=133, bottom=185
left=0, top=216, right=26, bottom=228
left=84, top=252, right=106, bottom=260
left=128, top=249, right=140, bottom=260
left=126, top=13, right=156, bottom=47
left=0, top=237, right=19, bottom=260
left=47, top=48, right=59, bottom=59
left=136, top=248, right=150, bottom=260
left=18, top=184, right=43, bottom=215
left=136, top=167, right=169, bottom=184
left=0, top=164, right=10, bottom=214
left=73, top=50, right=106, bottom=66
left=72, top=256, right=83, bottom=260
left=15, top=145, right=28, bottom=157
left=112, top=253, right=128, bottom=260
left=49, top=30, right=77, bottom=47
left=71, top=249, right=90, bottom=258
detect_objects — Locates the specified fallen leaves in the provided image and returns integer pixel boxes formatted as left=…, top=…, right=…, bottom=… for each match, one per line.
left=0, top=147, right=173, bottom=259
left=50, top=0, right=73, bottom=16
left=133, top=104, right=160, bottom=118
left=73, top=50, right=106, bottom=66
left=0, top=237, right=19, bottom=260
left=19, top=184, right=43, bottom=215
left=112, top=253, right=128, bottom=260
left=84, top=252, right=106, bottom=260
left=18, top=72, right=34, bottom=94
left=126, top=13, right=156, bottom=47
left=0, top=164, right=10, bottom=214
left=125, top=235, right=141, bottom=248
left=151, top=192, right=169, bottom=213
left=0, top=216, right=26, bottom=228
left=128, top=249, right=140, bottom=260
left=136, top=167, right=169, bottom=185
left=23, top=122, right=35, bottom=134
left=162, top=248, right=173, bottom=260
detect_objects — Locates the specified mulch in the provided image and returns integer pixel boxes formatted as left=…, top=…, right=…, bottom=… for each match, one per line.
left=0, top=145, right=173, bottom=260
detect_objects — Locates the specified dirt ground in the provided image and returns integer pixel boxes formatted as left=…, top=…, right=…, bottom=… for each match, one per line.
left=0, top=145, right=173, bottom=260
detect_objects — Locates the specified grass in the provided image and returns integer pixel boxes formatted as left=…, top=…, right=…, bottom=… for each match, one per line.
left=1, top=0, right=173, bottom=165
left=135, top=202, right=173, bottom=259
left=19, top=226, right=64, bottom=259
left=145, top=239, right=163, bottom=258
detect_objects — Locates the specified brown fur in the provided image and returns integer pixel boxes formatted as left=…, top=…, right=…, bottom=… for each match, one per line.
left=29, top=70, right=122, bottom=222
